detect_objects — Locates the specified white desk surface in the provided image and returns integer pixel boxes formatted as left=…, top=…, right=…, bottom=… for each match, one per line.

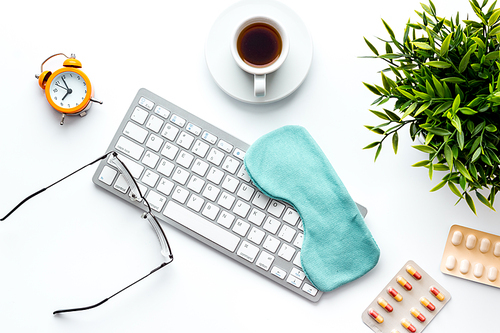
left=1, top=0, right=498, bottom=332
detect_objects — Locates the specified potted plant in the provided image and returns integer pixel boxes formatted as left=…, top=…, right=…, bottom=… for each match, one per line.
left=362, top=0, right=500, bottom=214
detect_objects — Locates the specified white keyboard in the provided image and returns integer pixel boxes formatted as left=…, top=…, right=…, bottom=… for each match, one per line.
left=93, top=89, right=367, bottom=302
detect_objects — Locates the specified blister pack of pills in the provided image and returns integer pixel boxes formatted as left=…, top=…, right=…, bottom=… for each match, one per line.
left=362, top=260, right=451, bottom=333
left=440, top=225, right=500, bottom=288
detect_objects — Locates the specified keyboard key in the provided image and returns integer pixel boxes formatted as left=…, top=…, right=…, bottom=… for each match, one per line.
left=202, top=184, right=220, bottom=201
left=187, top=194, right=204, bottom=212
left=237, top=184, right=255, bottom=201
left=172, top=167, right=190, bottom=185
left=142, top=151, right=159, bottom=168
left=161, top=124, right=179, bottom=141
left=131, top=107, right=148, bottom=124
left=218, top=192, right=235, bottom=210
left=115, top=136, right=145, bottom=160
left=172, top=186, right=189, bottom=203
left=217, top=211, right=235, bottom=228
left=186, top=123, right=201, bottom=136
left=157, top=178, right=174, bottom=196
left=170, top=114, right=186, bottom=127
left=278, top=244, right=296, bottom=261
left=248, top=227, right=265, bottom=245
left=286, top=275, right=302, bottom=288
left=233, top=200, right=250, bottom=218
left=233, top=219, right=250, bottom=236
left=98, top=166, right=117, bottom=185
left=252, top=192, right=270, bottom=209
left=236, top=165, right=251, bottom=182
left=146, top=190, right=166, bottom=212
left=268, top=200, right=285, bottom=218
left=291, top=267, right=306, bottom=281
left=163, top=201, right=240, bottom=252
left=271, top=266, right=286, bottom=279
left=187, top=175, right=205, bottom=193
left=146, top=134, right=164, bottom=152
left=283, top=208, right=300, bottom=226
left=302, top=283, right=318, bottom=296
left=207, top=167, right=224, bottom=184
left=154, top=105, right=170, bottom=119
left=176, top=151, right=194, bottom=168
left=233, top=148, right=245, bottom=160
left=202, top=131, right=217, bottom=144
left=293, top=233, right=304, bottom=249
left=263, top=235, right=280, bottom=253
left=207, top=148, right=224, bottom=166
left=192, top=159, right=209, bottom=177
left=256, top=251, right=275, bottom=271
left=123, top=121, right=148, bottom=143
left=278, top=225, right=296, bottom=243
left=160, top=142, right=179, bottom=160
left=217, top=140, right=233, bottom=153
left=237, top=241, right=259, bottom=263
left=142, top=170, right=159, bottom=187
left=157, top=159, right=175, bottom=177
left=146, top=115, right=164, bottom=133
left=108, top=154, right=144, bottom=179
left=192, top=140, right=209, bottom=157
left=113, top=174, right=129, bottom=193
left=139, top=96, right=154, bottom=110
left=263, top=217, right=281, bottom=234
left=221, top=175, right=239, bottom=193
left=221, top=156, right=240, bottom=174
left=202, top=203, right=220, bottom=220
left=293, top=251, right=301, bottom=267
left=176, top=132, right=195, bottom=150
left=248, top=208, right=265, bottom=226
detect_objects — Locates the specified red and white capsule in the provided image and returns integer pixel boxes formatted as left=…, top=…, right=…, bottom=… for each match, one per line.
left=397, top=276, right=412, bottom=291
left=410, top=307, right=426, bottom=322
left=420, top=297, right=436, bottom=311
left=368, top=308, right=384, bottom=323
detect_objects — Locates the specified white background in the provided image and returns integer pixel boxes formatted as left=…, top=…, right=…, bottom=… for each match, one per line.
left=0, top=0, right=499, bottom=332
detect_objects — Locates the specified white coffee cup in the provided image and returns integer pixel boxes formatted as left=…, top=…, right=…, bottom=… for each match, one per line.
left=231, top=16, right=289, bottom=97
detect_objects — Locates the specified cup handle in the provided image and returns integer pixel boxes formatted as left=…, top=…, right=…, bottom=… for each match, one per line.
left=254, top=74, right=266, bottom=97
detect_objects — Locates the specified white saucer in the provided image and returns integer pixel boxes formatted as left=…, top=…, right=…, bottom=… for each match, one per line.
left=205, top=0, right=313, bottom=104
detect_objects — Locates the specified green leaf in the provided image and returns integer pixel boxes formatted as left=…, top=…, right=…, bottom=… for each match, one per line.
left=441, top=77, right=466, bottom=84
left=458, top=130, right=465, bottom=150
left=485, top=124, right=498, bottom=132
left=397, top=88, right=416, bottom=100
left=412, top=41, right=433, bottom=50
left=424, top=61, right=451, bottom=68
left=412, top=145, right=437, bottom=154
left=465, top=192, right=477, bottom=215
left=444, top=144, right=453, bottom=170
left=448, top=181, right=463, bottom=198
left=476, top=191, right=494, bottom=210
left=451, top=115, right=462, bottom=133
left=459, top=48, right=472, bottom=73
left=455, top=160, right=472, bottom=181
left=472, top=37, right=486, bottom=49
left=382, top=19, right=395, bottom=39
left=452, top=94, right=461, bottom=113
left=472, top=147, right=482, bottom=162
left=489, top=9, right=500, bottom=26
left=425, top=80, right=435, bottom=97
left=440, top=33, right=452, bottom=56
left=430, top=180, right=447, bottom=192
left=364, top=37, right=379, bottom=56
left=459, top=107, right=478, bottom=115
left=369, top=110, right=390, bottom=120
left=363, top=82, right=382, bottom=95
left=412, top=160, right=430, bottom=167
left=414, top=101, right=431, bottom=117
left=485, top=51, right=500, bottom=60
left=363, top=141, right=380, bottom=150
left=424, top=127, right=452, bottom=136
left=392, top=132, right=399, bottom=154
left=489, top=25, right=500, bottom=35
left=412, top=90, right=432, bottom=100
left=432, top=76, right=444, bottom=97
left=374, top=144, right=382, bottom=162
left=401, top=102, right=418, bottom=119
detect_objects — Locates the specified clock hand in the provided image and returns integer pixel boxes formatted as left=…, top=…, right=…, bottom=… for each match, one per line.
left=61, top=77, right=70, bottom=89
left=62, top=91, right=70, bottom=101
left=56, top=84, right=67, bottom=90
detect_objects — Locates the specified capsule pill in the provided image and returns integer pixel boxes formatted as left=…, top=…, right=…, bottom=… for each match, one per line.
left=401, top=318, right=416, bottom=333
left=397, top=276, right=412, bottom=291
left=466, top=234, right=477, bottom=249
left=387, top=287, right=403, bottom=301
left=445, top=255, right=456, bottom=270
left=377, top=297, right=393, bottom=312
left=474, top=263, right=484, bottom=278
left=494, top=242, right=500, bottom=257
left=410, top=307, right=426, bottom=322
left=430, top=286, right=445, bottom=301
left=368, top=308, right=384, bottom=323
left=460, top=259, right=470, bottom=274
left=488, top=267, right=498, bottom=282
left=451, top=231, right=463, bottom=245
left=480, top=238, right=491, bottom=253
left=406, top=265, right=422, bottom=280
left=420, top=297, right=435, bottom=311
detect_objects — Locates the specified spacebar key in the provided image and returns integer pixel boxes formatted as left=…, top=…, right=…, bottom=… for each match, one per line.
left=163, top=201, right=240, bottom=252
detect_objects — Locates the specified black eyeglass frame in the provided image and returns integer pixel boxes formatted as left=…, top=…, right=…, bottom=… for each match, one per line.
left=0, top=151, right=174, bottom=315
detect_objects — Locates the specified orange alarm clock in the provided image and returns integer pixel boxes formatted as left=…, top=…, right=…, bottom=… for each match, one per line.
left=35, top=53, right=102, bottom=125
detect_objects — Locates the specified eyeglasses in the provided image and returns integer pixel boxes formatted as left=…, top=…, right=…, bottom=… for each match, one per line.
left=0, top=151, right=174, bottom=315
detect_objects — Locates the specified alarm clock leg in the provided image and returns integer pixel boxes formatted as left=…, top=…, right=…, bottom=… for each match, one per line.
left=60, top=114, right=66, bottom=125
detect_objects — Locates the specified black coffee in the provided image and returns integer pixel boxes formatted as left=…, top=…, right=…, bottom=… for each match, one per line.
left=237, top=23, right=282, bottom=68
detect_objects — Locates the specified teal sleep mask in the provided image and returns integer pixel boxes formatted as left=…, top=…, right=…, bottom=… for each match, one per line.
left=244, top=125, right=380, bottom=292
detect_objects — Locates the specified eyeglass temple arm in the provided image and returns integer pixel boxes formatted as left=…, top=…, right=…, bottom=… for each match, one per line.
left=0, top=152, right=112, bottom=221
left=53, top=259, right=172, bottom=315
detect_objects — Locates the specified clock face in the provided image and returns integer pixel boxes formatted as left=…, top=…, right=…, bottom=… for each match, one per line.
left=48, top=71, right=89, bottom=110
